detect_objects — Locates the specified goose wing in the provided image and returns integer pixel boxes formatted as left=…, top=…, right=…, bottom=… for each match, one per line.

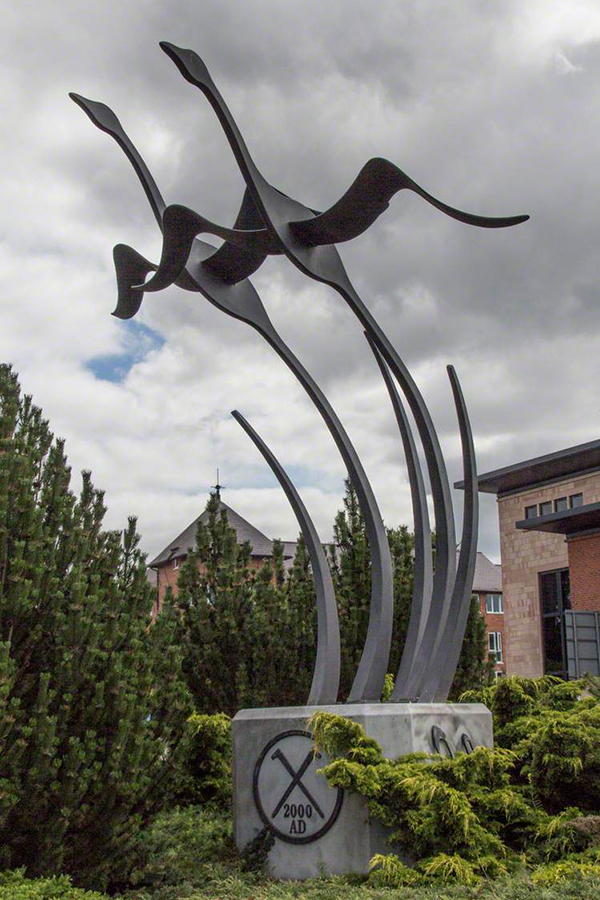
left=134, top=204, right=278, bottom=293
left=290, top=157, right=529, bottom=246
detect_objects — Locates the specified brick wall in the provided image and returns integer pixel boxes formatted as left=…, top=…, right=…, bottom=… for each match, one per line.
left=153, top=553, right=269, bottom=615
left=498, top=470, right=600, bottom=677
left=567, top=532, right=600, bottom=611
left=476, top=591, right=506, bottom=675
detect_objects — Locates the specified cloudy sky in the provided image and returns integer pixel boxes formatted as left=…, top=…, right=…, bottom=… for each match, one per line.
left=3, top=0, right=600, bottom=563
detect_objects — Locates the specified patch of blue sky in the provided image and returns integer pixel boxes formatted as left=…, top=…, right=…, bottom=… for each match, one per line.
left=86, top=320, right=165, bottom=383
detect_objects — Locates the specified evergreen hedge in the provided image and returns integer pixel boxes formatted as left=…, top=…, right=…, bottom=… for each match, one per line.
left=0, top=365, right=190, bottom=887
left=176, top=481, right=491, bottom=713
left=310, top=675, right=600, bottom=887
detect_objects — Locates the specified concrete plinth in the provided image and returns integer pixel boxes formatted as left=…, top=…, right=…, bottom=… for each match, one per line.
left=232, top=702, right=493, bottom=879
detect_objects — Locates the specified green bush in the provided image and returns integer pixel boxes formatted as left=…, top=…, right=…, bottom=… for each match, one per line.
left=309, top=676, right=600, bottom=885
left=0, top=366, right=191, bottom=888
left=174, top=713, right=232, bottom=806
left=0, top=870, right=109, bottom=899
left=176, top=481, right=492, bottom=716
left=116, top=805, right=234, bottom=896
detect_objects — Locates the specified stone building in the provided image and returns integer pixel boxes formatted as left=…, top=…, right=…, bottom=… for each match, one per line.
left=458, top=440, right=600, bottom=678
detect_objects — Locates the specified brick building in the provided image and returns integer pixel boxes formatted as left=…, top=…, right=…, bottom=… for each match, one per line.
left=149, top=497, right=506, bottom=675
left=470, top=552, right=505, bottom=677
left=148, top=498, right=296, bottom=611
left=458, top=440, right=600, bottom=678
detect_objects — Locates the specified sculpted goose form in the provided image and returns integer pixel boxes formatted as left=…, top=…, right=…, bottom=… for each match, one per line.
left=70, top=89, right=394, bottom=704
left=71, top=44, right=528, bottom=702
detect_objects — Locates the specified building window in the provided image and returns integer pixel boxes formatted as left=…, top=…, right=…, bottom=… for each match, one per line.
left=486, top=593, right=503, bottom=614
left=554, top=497, right=567, bottom=512
left=539, top=501, right=552, bottom=516
left=570, top=493, right=583, bottom=508
left=539, top=568, right=570, bottom=677
left=488, top=632, right=503, bottom=663
left=172, top=558, right=179, bottom=570
left=525, top=505, right=538, bottom=519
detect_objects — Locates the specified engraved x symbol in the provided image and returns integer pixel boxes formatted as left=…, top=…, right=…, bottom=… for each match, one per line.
left=270, top=749, right=325, bottom=819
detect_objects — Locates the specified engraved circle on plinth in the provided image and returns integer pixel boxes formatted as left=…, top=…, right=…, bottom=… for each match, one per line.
left=253, top=729, right=344, bottom=844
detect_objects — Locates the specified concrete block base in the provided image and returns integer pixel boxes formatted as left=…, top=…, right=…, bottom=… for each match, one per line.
left=232, top=702, right=493, bottom=879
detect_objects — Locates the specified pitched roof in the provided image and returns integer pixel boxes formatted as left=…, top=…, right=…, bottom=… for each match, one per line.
left=149, top=500, right=276, bottom=567
left=469, top=551, right=502, bottom=593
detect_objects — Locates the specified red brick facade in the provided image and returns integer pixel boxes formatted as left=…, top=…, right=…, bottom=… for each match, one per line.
left=475, top=593, right=506, bottom=676
left=470, top=553, right=505, bottom=676
left=152, top=553, right=269, bottom=614
left=567, top=532, right=600, bottom=612
left=496, top=471, right=600, bottom=677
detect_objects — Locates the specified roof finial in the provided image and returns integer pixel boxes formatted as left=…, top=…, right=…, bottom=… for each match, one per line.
left=213, top=468, right=225, bottom=500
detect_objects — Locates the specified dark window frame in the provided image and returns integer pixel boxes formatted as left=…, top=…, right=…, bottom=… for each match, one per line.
left=538, top=567, right=570, bottom=677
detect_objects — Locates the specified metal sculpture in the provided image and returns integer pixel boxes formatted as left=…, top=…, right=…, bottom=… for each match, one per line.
left=70, top=93, right=394, bottom=704
left=70, top=44, right=528, bottom=704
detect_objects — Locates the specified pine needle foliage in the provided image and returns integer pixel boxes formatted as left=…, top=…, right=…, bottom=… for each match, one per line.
left=0, top=365, right=190, bottom=887
left=327, top=480, right=416, bottom=698
left=175, top=500, right=316, bottom=714
left=328, top=480, right=491, bottom=701
left=309, top=675, right=600, bottom=887
left=173, top=713, right=232, bottom=807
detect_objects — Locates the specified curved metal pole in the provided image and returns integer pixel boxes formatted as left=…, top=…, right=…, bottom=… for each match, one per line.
left=363, top=329, right=456, bottom=700
left=254, top=327, right=394, bottom=704
left=158, top=52, right=459, bottom=694
left=231, top=409, right=340, bottom=705
left=365, top=334, right=434, bottom=699
left=71, top=97, right=395, bottom=703
left=419, top=365, right=478, bottom=701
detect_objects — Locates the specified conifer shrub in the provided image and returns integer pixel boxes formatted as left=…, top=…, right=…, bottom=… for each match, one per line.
left=176, top=480, right=492, bottom=715
left=114, top=804, right=235, bottom=895
left=0, top=870, right=110, bottom=900
left=174, top=713, right=232, bottom=806
left=175, top=502, right=317, bottom=714
left=532, top=856, right=600, bottom=885
left=308, top=678, right=600, bottom=887
left=0, top=366, right=191, bottom=887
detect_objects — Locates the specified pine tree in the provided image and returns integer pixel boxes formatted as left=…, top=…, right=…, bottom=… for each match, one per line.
left=176, top=500, right=317, bottom=713
left=327, top=480, right=373, bottom=695
left=329, top=480, right=491, bottom=699
left=328, top=479, right=415, bottom=699
left=450, top=594, right=494, bottom=699
left=176, top=493, right=253, bottom=715
left=0, top=365, right=190, bottom=888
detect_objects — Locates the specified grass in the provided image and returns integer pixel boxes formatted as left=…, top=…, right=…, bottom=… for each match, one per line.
left=115, top=806, right=600, bottom=900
